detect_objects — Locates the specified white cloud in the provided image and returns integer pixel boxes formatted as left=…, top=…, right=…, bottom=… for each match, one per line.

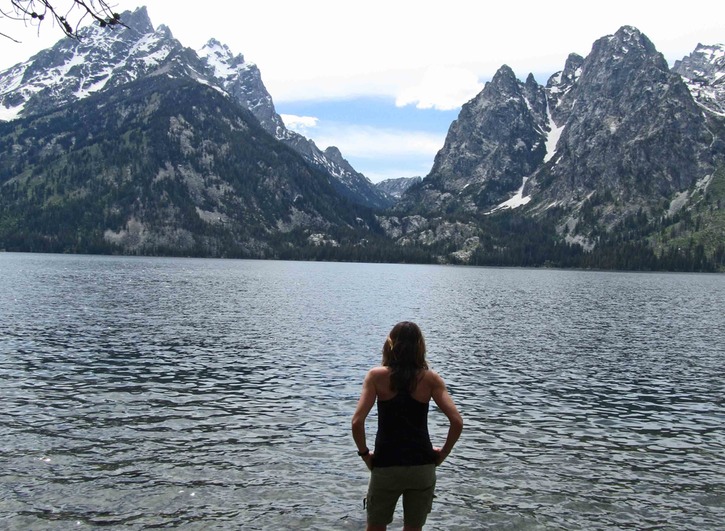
left=311, top=123, right=445, bottom=159
left=280, top=114, right=318, bottom=131
left=291, top=120, right=446, bottom=181
left=4, top=0, right=724, bottom=104
left=395, top=65, right=485, bottom=110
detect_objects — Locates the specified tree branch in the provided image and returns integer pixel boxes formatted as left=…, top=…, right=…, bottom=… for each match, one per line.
left=1, top=0, right=122, bottom=41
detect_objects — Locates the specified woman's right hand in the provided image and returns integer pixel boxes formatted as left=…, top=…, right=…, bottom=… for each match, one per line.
left=362, top=452, right=374, bottom=471
left=433, top=447, right=448, bottom=466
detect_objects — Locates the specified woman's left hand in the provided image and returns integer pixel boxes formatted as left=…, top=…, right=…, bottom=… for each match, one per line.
left=432, top=447, right=448, bottom=466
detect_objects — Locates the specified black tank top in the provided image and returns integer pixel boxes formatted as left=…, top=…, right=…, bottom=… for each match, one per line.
left=372, top=390, right=435, bottom=467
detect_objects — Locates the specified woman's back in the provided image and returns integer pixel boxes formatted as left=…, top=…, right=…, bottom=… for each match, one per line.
left=370, top=366, right=435, bottom=403
left=373, top=368, right=435, bottom=467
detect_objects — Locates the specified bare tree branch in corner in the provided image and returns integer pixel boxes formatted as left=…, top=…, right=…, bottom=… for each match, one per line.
left=1, top=0, right=122, bottom=41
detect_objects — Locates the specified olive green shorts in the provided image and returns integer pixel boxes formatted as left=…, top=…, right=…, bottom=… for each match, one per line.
left=366, top=464, right=436, bottom=528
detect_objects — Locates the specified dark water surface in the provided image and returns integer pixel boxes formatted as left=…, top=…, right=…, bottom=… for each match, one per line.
left=1, top=253, right=723, bottom=530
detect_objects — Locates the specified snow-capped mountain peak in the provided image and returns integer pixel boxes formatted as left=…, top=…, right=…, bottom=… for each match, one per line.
left=672, top=43, right=725, bottom=116
left=0, top=6, right=176, bottom=121
left=0, top=5, right=392, bottom=209
left=198, top=38, right=253, bottom=79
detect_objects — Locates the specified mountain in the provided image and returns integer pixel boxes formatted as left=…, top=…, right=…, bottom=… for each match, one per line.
left=397, top=66, right=548, bottom=215
left=0, top=73, right=386, bottom=256
left=1, top=14, right=723, bottom=270
left=672, top=43, right=725, bottom=116
left=0, top=6, right=390, bottom=210
left=375, top=176, right=422, bottom=199
left=194, top=38, right=393, bottom=210
left=529, top=28, right=715, bottom=226
left=388, top=26, right=725, bottom=270
left=0, top=8, right=401, bottom=257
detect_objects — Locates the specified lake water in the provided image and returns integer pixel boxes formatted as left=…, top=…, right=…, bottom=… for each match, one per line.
left=0, top=253, right=723, bottom=530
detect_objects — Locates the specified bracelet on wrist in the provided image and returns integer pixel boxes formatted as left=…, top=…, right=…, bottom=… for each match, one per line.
left=357, top=448, right=370, bottom=457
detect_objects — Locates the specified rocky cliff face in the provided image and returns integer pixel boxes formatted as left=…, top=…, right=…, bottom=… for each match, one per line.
left=399, top=65, right=548, bottom=214
left=391, top=26, right=724, bottom=262
left=0, top=7, right=389, bottom=210
left=528, top=27, right=717, bottom=244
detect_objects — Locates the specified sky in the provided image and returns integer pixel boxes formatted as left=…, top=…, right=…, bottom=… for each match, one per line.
left=2, top=0, right=725, bottom=182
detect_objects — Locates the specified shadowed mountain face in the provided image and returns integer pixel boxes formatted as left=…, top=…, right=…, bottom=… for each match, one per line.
left=0, top=74, right=382, bottom=256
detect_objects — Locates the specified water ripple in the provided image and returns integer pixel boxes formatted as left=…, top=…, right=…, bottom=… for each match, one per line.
left=1, top=255, right=724, bottom=529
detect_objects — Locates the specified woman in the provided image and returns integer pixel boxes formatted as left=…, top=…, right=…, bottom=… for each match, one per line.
left=352, top=322, right=463, bottom=531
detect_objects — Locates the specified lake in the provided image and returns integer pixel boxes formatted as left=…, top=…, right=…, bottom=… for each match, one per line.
left=1, top=253, right=723, bottom=530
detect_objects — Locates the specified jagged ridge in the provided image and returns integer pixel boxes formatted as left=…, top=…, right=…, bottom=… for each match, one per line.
left=0, top=6, right=390, bottom=210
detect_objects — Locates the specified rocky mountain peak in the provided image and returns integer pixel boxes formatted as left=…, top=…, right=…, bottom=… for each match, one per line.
left=375, top=177, right=422, bottom=199
left=546, top=53, right=584, bottom=126
left=0, top=6, right=178, bottom=120
left=322, top=146, right=345, bottom=164
left=527, top=25, right=716, bottom=244
left=582, top=26, right=669, bottom=91
left=399, top=63, right=548, bottom=214
left=672, top=43, right=725, bottom=116
left=547, top=53, right=584, bottom=90
left=563, top=53, right=585, bottom=78
left=611, top=25, right=654, bottom=47
left=199, top=38, right=247, bottom=71
left=393, top=25, right=723, bottom=263
left=203, top=37, right=227, bottom=51
left=488, top=64, right=521, bottom=96
left=673, top=43, right=725, bottom=80
left=117, top=5, right=155, bottom=34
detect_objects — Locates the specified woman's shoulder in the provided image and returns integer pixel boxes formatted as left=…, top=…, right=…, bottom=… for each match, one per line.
left=422, top=368, right=445, bottom=387
left=366, top=366, right=392, bottom=396
left=366, top=366, right=390, bottom=382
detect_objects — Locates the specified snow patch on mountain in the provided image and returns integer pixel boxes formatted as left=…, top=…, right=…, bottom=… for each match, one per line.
left=544, top=106, right=564, bottom=163
left=488, top=177, right=532, bottom=213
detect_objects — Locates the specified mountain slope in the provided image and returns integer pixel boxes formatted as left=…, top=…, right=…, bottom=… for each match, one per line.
left=0, top=6, right=389, bottom=210
left=0, top=68, right=382, bottom=256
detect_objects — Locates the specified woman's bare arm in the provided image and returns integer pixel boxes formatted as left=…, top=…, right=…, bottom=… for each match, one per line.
left=351, top=369, right=377, bottom=469
left=430, top=372, right=463, bottom=465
